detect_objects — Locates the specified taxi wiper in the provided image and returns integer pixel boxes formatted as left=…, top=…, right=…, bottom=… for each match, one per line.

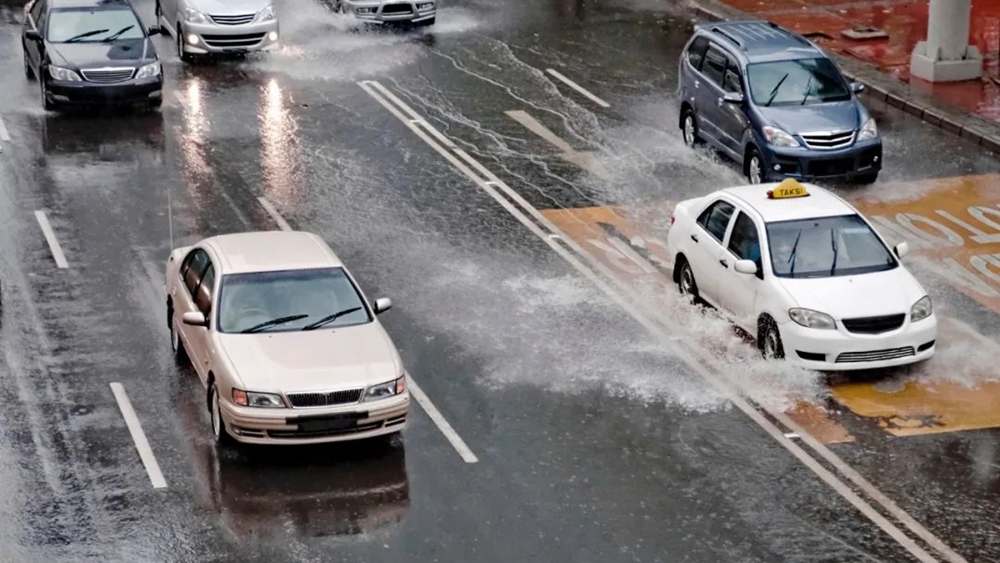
left=302, top=306, right=363, bottom=331
left=65, top=28, right=109, bottom=42
left=765, top=73, right=789, bottom=107
left=241, top=314, right=308, bottom=334
left=787, top=229, right=803, bottom=276
left=800, top=75, right=814, bottom=105
left=102, top=25, right=134, bottom=42
left=829, top=228, right=839, bottom=276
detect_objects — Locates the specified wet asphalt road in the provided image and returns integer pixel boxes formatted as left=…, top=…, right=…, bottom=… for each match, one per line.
left=0, top=0, right=999, bottom=561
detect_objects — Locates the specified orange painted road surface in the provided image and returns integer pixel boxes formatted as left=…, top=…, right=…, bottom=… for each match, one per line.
left=540, top=174, right=1000, bottom=444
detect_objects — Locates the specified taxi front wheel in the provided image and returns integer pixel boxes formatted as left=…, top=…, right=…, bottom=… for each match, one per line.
left=677, top=258, right=700, bottom=302
left=759, top=317, right=785, bottom=360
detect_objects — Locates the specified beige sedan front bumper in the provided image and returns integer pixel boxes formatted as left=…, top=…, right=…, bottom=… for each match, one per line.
left=221, top=392, right=409, bottom=445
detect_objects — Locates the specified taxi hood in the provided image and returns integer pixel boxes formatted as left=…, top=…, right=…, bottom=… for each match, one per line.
left=776, top=266, right=927, bottom=320
left=217, top=322, right=402, bottom=392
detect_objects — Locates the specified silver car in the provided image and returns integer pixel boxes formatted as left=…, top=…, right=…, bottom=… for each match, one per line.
left=156, top=0, right=279, bottom=61
left=335, top=0, right=436, bottom=26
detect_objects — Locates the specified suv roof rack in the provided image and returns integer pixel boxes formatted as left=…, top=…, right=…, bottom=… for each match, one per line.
left=711, top=26, right=745, bottom=50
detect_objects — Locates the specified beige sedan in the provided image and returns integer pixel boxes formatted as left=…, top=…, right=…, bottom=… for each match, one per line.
left=164, top=231, right=409, bottom=446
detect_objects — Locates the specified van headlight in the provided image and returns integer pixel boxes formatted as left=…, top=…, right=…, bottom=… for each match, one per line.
left=232, top=389, right=286, bottom=408
left=789, top=308, right=837, bottom=330
left=254, top=5, right=275, bottom=22
left=858, top=117, right=878, bottom=141
left=762, top=125, right=799, bottom=148
left=910, top=295, right=933, bottom=322
left=182, top=8, right=208, bottom=23
left=364, top=375, right=407, bottom=401
left=135, top=62, right=161, bottom=79
left=48, top=65, right=81, bottom=81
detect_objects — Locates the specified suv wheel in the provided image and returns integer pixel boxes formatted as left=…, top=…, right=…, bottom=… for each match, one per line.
left=681, top=108, right=700, bottom=147
left=746, top=147, right=763, bottom=185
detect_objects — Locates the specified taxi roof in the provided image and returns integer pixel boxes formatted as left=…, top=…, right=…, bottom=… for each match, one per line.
left=721, top=182, right=856, bottom=223
left=202, top=231, right=343, bottom=275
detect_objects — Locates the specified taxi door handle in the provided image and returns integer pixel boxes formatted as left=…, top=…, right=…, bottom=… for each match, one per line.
left=719, top=259, right=729, bottom=268
left=691, top=234, right=699, bottom=243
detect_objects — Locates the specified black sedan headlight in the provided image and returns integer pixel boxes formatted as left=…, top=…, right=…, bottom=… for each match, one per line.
left=363, top=375, right=407, bottom=401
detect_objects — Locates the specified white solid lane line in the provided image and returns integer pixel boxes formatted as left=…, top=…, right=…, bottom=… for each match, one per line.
left=359, top=79, right=962, bottom=563
left=110, top=383, right=168, bottom=489
left=408, top=378, right=479, bottom=464
left=0, top=116, right=10, bottom=142
left=546, top=69, right=611, bottom=108
left=257, top=197, right=293, bottom=231
left=34, top=211, right=68, bottom=269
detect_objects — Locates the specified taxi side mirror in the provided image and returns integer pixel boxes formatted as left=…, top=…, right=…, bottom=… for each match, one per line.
left=734, top=259, right=757, bottom=275
left=373, top=297, right=392, bottom=315
left=894, top=242, right=909, bottom=259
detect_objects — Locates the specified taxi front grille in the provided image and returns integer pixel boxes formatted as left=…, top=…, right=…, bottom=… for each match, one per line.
left=842, top=313, right=906, bottom=334
left=836, top=347, right=915, bottom=363
left=287, top=388, right=363, bottom=408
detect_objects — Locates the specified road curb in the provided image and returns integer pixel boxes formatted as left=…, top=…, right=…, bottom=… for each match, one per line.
left=685, top=0, right=1000, bottom=155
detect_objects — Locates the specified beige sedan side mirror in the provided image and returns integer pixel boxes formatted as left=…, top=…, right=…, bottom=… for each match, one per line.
left=182, top=311, right=208, bottom=326
left=373, top=298, right=392, bottom=315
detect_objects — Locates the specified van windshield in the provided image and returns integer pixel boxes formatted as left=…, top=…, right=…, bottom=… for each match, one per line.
left=746, top=58, right=850, bottom=107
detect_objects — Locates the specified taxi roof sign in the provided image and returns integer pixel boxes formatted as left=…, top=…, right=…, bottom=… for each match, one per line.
left=767, top=179, right=810, bottom=200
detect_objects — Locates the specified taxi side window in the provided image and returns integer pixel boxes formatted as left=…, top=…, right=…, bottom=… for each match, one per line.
left=701, top=47, right=728, bottom=88
left=182, top=249, right=210, bottom=296
left=687, top=36, right=709, bottom=71
left=194, top=264, right=215, bottom=316
left=697, top=200, right=736, bottom=242
left=727, top=212, right=761, bottom=262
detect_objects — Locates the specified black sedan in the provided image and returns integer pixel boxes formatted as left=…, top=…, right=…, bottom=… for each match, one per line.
left=22, top=0, right=164, bottom=111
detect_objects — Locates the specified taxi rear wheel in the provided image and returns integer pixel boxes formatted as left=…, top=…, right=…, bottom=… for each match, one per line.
left=677, top=258, right=699, bottom=302
left=759, top=317, right=785, bottom=360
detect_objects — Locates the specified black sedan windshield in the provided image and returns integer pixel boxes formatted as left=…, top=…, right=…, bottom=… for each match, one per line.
left=47, top=8, right=144, bottom=43
left=217, top=268, right=371, bottom=334
left=746, top=58, right=850, bottom=106
left=766, top=214, right=897, bottom=278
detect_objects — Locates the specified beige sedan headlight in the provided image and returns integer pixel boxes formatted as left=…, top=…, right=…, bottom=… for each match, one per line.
left=363, top=375, right=406, bottom=401
left=232, top=389, right=286, bottom=408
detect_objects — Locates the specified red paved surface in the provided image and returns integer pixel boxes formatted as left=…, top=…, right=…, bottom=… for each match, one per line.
left=714, top=0, right=1000, bottom=122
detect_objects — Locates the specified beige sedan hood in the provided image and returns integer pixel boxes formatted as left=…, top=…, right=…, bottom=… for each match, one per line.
left=216, top=322, right=402, bottom=392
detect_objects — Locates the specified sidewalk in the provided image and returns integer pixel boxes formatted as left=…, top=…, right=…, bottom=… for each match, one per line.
left=689, top=0, right=1000, bottom=152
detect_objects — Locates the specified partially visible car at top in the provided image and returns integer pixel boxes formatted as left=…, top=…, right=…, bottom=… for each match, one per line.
left=678, top=21, right=882, bottom=185
left=334, top=0, right=436, bottom=26
left=22, top=0, right=164, bottom=111
left=666, top=179, right=936, bottom=371
left=164, top=231, right=410, bottom=446
left=156, top=0, right=279, bottom=62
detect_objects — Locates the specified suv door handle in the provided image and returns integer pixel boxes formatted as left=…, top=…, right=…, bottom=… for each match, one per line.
left=719, top=259, right=729, bottom=268
left=691, top=234, right=699, bottom=243
left=694, top=79, right=700, bottom=89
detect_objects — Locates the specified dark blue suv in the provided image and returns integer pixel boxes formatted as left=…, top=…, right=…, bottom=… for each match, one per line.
left=678, top=21, right=882, bottom=184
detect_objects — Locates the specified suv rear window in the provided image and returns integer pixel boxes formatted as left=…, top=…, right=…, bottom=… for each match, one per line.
left=687, top=36, right=709, bottom=70
left=746, top=58, right=850, bottom=106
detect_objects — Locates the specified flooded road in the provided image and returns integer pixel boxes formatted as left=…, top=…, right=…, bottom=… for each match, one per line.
left=0, top=0, right=998, bottom=561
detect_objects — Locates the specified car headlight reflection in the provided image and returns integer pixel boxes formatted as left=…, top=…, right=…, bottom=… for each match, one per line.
left=183, top=8, right=208, bottom=23
left=364, top=375, right=407, bottom=401
left=48, top=65, right=81, bottom=82
left=232, top=388, right=286, bottom=408
left=789, top=308, right=837, bottom=330
left=910, top=295, right=933, bottom=322
left=762, top=125, right=799, bottom=148
left=135, top=62, right=161, bottom=79
left=858, top=117, right=878, bottom=141
left=254, top=4, right=276, bottom=22
left=417, top=2, right=434, bottom=9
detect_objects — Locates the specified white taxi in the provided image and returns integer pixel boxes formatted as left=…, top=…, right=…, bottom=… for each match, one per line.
left=666, top=179, right=937, bottom=370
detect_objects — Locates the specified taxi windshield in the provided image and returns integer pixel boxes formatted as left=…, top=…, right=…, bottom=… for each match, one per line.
left=765, top=214, right=897, bottom=278
left=217, top=268, right=371, bottom=334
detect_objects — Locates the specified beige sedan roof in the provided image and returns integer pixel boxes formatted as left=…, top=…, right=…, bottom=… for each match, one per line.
left=201, top=231, right=342, bottom=275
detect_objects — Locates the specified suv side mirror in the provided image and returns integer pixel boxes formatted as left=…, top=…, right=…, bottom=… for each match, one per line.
left=181, top=311, right=208, bottom=326
left=25, top=29, right=41, bottom=42
left=373, top=297, right=392, bottom=315
left=894, top=242, right=909, bottom=259
left=147, top=25, right=161, bottom=36
left=851, top=82, right=865, bottom=94
left=722, top=91, right=744, bottom=104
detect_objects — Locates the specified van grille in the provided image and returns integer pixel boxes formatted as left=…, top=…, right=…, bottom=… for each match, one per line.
left=382, top=3, right=413, bottom=14
left=842, top=313, right=906, bottom=334
left=287, top=388, right=364, bottom=408
left=80, top=67, right=134, bottom=83
left=801, top=130, right=855, bottom=150
left=836, top=347, right=915, bottom=363
left=201, top=33, right=266, bottom=47
left=210, top=14, right=255, bottom=25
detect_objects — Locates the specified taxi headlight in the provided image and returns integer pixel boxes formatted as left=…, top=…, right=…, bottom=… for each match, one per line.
left=789, top=308, right=837, bottom=330
left=232, top=389, right=286, bottom=408
left=763, top=125, right=799, bottom=148
left=858, top=117, right=878, bottom=141
left=910, top=295, right=933, bottom=322
left=364, top=375, right=407, bottom=401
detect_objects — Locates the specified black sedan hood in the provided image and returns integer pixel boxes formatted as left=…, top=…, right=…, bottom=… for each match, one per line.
left=47, top=38, right=152, bottom=68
